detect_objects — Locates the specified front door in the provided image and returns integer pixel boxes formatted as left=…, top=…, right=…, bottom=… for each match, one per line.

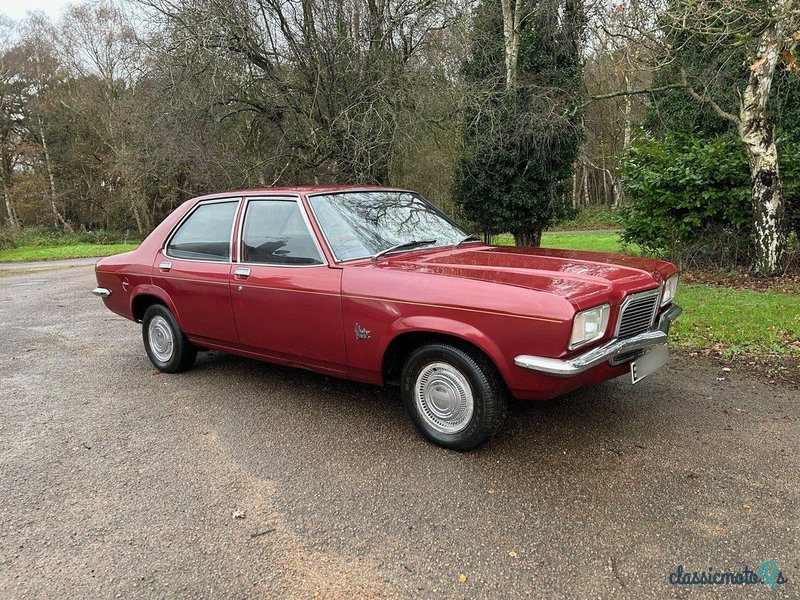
left=152, top=198, right=240, bottom=345
left=229, top=197, right=346, bottom=374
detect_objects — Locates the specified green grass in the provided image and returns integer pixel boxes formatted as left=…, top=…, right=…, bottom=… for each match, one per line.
left=671, top=284, right=800, bottom=357
left=494, top=231, right=639, bottom=254
left=0, top=243, right=138, bottom=263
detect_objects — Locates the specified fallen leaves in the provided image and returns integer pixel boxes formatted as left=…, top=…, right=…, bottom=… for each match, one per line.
left=458, top=573, right=468, bottom=583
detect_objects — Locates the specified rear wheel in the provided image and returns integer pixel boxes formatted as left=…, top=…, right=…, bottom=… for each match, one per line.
left=142, top=304, right=196, bottom=373
left=401, top=343, right=507, bottom=451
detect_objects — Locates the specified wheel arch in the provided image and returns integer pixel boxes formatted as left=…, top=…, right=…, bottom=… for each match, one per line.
left=130, top=285, right=181, bottom=324
left=380, top=318, right=510, bottom=388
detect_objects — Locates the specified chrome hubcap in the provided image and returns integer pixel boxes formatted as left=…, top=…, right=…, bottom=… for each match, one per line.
left=414, top=362, right=474, bottom=434
left=148, top=315, right=174, bottom=363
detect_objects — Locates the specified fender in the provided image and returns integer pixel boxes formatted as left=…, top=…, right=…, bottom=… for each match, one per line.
left=382, top=315, right=513, bottom=384
left=129, top=283, right=182, bottom=326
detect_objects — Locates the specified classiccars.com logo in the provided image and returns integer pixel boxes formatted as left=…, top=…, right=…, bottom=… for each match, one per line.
left=669, top=561, right=788, bottom=589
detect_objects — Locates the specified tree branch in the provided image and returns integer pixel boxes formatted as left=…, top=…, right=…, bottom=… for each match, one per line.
left=680, top=68, right=739, bottom=125
left=588, top=83, right=689, bottom=101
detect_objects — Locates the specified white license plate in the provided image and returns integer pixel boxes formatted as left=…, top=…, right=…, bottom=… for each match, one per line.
left=630, top=345, right=669, bottom=384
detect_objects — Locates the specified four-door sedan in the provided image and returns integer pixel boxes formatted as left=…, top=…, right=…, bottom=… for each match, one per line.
left=93, top=186, right=681, bottom=450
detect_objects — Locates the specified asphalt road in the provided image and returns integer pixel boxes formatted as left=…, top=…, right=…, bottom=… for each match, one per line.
left=1, top=262, right=798, bottom=599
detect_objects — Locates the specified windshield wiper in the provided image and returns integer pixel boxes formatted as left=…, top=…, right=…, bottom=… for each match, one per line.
left=371, top=239, right=437, bottom=261
left=453, top=234, right=482, bottom=248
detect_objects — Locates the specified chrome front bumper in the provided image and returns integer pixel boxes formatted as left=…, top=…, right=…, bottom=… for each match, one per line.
left=514, top=304, right=682, bottom=377
left=91, top=287, right=111, bottom=297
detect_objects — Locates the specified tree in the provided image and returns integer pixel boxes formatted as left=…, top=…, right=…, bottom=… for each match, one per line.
left=139, top=0, right=459, bottom=187
left=602, top=0, right=800, bottom=274
left=454, top=0, right=585, bottom=246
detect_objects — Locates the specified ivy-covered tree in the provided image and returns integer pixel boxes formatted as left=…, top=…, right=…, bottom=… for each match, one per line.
left=454, top=0, right=585, bottom=246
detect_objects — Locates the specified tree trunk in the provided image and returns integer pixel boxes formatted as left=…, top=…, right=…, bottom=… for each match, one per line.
left=2, top=179, right=19, bottom=230
left=582, top=154, right=589, bottom=206
left=130, top=198, right=145, bottom=236
left=738, top=12, right=786, bottom=276
left=514, top=228, right=542, bottom=247
left=500, top=0, right=522, bottom=90
left=1, top=157, right=20, bottom=230
left=623, top=72, right=632, bottom=150
left=612, top=175, right=622, bottom=208
left=38, top=116, right=73, bottom=233
left=571, top=165, right=578, bottom=208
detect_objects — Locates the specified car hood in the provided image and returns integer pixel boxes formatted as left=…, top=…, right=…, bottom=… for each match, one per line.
left=379, top=245, right=675, bottom=308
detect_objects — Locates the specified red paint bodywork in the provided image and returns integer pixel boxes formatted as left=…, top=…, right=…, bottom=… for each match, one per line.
left=95, top=186, right=679, bottom=400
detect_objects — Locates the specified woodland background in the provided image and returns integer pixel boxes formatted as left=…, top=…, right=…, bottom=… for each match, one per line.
left=1, top=0, right=799, bottom=273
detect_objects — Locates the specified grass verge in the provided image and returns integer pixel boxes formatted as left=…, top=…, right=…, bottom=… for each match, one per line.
left=671, top=284, right=800, bottom=358
left=495, top=231, right=638, bottom=254
left=0, top=243, right=138, bottom=263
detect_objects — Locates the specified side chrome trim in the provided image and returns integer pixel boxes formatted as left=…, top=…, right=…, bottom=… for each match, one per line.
left=92, top=287, right=111, bottom=297
left=514, top=304, right=682, bottom=377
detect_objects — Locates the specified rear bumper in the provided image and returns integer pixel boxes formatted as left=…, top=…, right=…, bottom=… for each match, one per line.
left=514, top=304, right=682, bottom=377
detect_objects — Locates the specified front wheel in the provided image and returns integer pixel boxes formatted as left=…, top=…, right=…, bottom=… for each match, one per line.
left=401, top=343, right=507, bottom=451
left=142, top=304, right=197, bottom=373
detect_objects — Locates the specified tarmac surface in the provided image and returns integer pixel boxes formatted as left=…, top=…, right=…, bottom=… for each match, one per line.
left=1, top=261, right=797, bottom=598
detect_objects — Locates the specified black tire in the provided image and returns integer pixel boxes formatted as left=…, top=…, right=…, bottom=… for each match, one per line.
left=142, top=304, right=197, bottom=373
left=401, top=343, right=507, bottom=451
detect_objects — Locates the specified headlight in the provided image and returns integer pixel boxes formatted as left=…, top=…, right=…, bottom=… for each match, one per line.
left=661, top=274, right=679, bottom=306
left=569, top=304, right=610, bottom=350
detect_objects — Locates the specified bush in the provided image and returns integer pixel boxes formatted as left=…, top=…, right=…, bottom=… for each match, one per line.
left=0, top=225, right=139, bottom=251
left=620, top=133, right=800, bottom=268
left=554, top=205, right=621, bottom=230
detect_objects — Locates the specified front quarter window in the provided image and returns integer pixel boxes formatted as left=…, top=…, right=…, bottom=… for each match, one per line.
left=308, top=191, right=467, bottom=261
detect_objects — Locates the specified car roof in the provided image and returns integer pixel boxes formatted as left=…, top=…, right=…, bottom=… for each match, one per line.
left=190, top=185, right=408, bottom=201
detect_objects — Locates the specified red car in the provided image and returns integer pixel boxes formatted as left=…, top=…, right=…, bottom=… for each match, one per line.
left=93, top=186, right=681, bottom=450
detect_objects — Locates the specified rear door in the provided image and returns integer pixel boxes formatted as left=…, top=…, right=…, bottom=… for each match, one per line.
left=229, top=196, right=346, bottom=374
left=152, top=198, right=240, bottom=345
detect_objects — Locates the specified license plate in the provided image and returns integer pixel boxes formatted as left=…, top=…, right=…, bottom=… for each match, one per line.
left=630, top=345, right=669, bottom=384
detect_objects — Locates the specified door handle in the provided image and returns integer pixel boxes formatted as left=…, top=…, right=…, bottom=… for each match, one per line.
left=234, top=267, right=251, bottom=279
left=159, top=261, right=172, bottom=272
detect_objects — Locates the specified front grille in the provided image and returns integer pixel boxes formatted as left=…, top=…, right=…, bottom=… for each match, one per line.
left=616, top=291, right=659, bottom=339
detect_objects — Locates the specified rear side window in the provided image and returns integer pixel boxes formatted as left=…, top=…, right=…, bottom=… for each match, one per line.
left=241, top=200, right=323, bottom=265
left=167, top=201, right=238, bottom=261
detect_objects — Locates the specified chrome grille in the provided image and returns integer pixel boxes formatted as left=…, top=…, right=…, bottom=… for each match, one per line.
left=616, top=291, right=659, bottom=339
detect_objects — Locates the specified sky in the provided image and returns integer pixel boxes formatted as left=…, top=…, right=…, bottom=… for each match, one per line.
left=0, top=0, right=72, bottom=21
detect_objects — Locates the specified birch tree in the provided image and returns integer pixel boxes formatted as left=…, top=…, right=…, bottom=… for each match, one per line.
left=600, top=0, right=799, bottom=275
left=500, top=0, right=524, bottom=89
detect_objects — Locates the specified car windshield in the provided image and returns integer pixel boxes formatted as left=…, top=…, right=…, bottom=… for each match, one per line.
left=308, top=191, right=468, bottom=261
